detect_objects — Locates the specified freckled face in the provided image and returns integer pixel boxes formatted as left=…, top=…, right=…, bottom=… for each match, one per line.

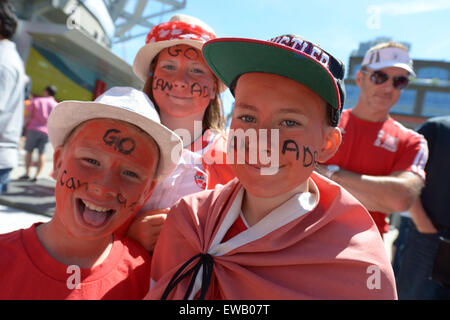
left=229, top=73, right=330, bottom=198
left=152, top=44, right=217, bottom=118
left=53, top=119, right=159, bottom=240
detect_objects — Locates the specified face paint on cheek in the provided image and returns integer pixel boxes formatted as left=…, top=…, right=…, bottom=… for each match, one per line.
left=281, top=140, right=318, bottom=167
left=190, top=83, right=213, bottom=99
left=302, top=146, right=318, bottom=168
left=282, top=140, right=300, bottom=161
left=202, top=85, right=212, bottom=98
left=59, top=169, right=89, bottom=191
left=153, top=76, right=173, bottom=92
left=55, top=167, right=90, bottom=219
left=191, top=82, right=203, bottom=97
left=117, top=192, right=141, bottom=212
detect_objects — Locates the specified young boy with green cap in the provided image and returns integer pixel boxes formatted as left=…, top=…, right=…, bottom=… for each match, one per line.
left=146, top=35, right=397, bottom=300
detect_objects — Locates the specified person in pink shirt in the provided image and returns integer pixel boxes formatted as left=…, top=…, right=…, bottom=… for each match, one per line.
left=20, top=85, right=58, bottom=181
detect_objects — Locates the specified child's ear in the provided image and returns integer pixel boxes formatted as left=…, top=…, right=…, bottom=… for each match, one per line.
left=52, top=146, right=64, bottom=180
left=316, top=127, right=341, bottom=163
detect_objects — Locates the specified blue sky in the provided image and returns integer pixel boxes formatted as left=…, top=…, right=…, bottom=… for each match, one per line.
left=111, top=0, right=450, bottom=114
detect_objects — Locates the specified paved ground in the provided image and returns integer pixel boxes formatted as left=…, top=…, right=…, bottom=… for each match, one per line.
left=0, top=143, right=55, bottom=233
left=0, top=204, right=50, bottom=234
left=0, top=179, right=55, bottom=217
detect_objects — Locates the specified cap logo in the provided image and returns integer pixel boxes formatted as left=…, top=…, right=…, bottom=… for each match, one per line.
left=369, top=51, right=381, bottom=64
left=269, top=35, right=330, bottom=68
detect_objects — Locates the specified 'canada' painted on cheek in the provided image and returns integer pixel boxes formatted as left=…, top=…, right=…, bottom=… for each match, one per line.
left=281, top=140, right=318, bottom=167
left=226, top=134, right=318, bottom=168
left=153, top=75, right=212, bottom=98
left=58, top=168, right=139, bottom=212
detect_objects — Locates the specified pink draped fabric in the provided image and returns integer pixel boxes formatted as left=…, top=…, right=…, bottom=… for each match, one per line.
left=146, top=173, right=397, bottom=300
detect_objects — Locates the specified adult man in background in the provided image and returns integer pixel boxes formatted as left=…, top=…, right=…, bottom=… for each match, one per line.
left=395, top=115, right=450, bottom=299
left=316, top=41, right=428, bottom=237
left=0, top=0, right=25, bottom=194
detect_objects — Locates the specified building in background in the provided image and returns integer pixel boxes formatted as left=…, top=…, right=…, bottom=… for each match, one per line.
left=345, top=37, right=450, bottom=129
left=11, top=0, right=186, bottom=101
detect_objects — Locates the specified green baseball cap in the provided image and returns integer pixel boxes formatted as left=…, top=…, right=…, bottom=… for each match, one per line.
left=202, top=34, right=346, bottom=126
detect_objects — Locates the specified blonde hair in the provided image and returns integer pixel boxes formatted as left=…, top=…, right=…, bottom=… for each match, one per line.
left=143, top=53, right=225, bottom=133
left=368, top=41, right=409, bottom=53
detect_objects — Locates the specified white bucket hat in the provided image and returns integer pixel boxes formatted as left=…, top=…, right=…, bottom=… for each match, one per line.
left=132, top=14, right=227, bottom=92
left=47, top=86, right=182, bottom=182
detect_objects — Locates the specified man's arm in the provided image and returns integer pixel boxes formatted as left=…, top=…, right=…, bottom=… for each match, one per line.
left=316, top=165, right=423, bottom=214
left=408, top=196, right=438, bottom=234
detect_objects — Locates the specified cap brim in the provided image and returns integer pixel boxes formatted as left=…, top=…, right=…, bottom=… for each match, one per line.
left=202, top=38, right=340, bottom=110
left=48, top=101, right=182, bottom=182
left=132, top=39, right=227, bottom=93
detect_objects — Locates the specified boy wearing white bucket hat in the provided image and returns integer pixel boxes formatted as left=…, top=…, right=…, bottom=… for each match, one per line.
left=0, top=87, right=182, bottom=299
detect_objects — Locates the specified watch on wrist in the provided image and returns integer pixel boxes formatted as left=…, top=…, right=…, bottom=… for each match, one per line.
left=325, top=165, right=340, bottom=179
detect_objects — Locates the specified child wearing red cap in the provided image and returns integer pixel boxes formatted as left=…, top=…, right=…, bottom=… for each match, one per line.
left=146, top=35, right=397, bottom=300
left=126, top=14, right=234, bottom=251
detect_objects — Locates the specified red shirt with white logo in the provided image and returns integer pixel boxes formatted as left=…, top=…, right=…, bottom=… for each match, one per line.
left=0, top=223, right=151, bottom=299
left=325, top=109, right=428, bottom=234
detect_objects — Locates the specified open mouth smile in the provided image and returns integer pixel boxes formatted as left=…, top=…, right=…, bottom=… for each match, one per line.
left=76, top=198, right=116, bottom=228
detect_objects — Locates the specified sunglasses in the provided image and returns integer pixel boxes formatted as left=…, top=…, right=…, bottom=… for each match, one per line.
left=361, top=70, right=410, bottom=90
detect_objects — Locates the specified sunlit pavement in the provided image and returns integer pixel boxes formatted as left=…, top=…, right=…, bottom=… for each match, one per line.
left=0, top=143, right=54, bottom=234
left=0, top=204, right=50, bottom=234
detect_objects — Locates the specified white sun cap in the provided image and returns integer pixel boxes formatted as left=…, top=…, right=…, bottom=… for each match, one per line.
left=362, top=46, right=415, bottom=77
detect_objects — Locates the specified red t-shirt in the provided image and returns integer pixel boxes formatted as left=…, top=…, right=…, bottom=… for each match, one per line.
left=0, top=223, right=151, bottom=299
left=325, top=109, right=428, bottom=234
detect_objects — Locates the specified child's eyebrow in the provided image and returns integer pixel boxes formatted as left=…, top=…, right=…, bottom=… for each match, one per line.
left=190, top=61, right=206, bottom=65
left=277, top=108, right=307, bottom=115
left=234, top=104, right=258, bottom=112
left=277, top=108, right=310, bottom=121
left=159, top=59, right=177, bottom=64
